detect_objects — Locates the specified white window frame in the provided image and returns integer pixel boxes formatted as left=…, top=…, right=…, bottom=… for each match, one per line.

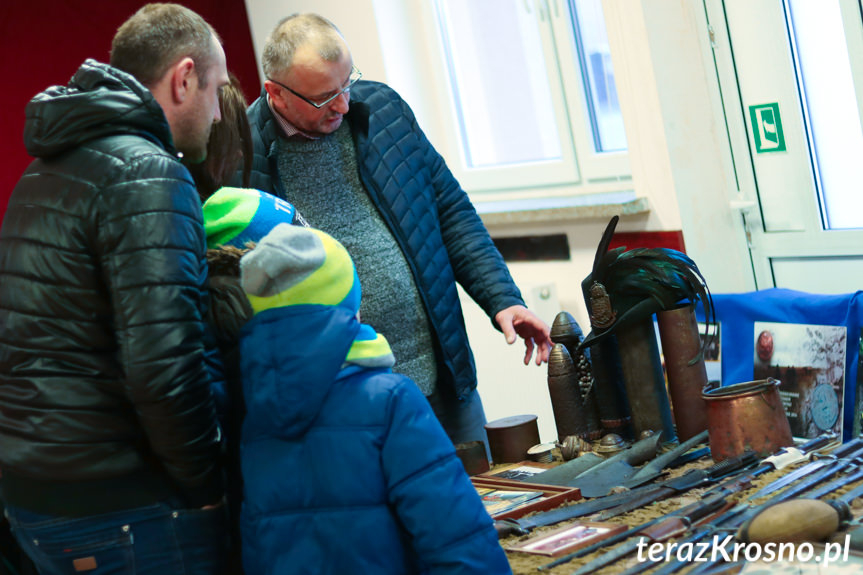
left=703, top=0, right=863, bottom=293
left=416, top=0, right=633, bottom=202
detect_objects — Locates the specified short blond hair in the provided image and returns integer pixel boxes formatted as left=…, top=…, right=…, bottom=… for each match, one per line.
left=262, top=13, right=346, bottom=79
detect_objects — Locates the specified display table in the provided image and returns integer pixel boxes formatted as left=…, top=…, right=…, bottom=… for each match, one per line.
left=492, top=451, right=863, bottom=574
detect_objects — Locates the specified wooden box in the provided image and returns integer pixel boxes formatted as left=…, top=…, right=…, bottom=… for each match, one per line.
left=471, top=461, right=582, bottom=520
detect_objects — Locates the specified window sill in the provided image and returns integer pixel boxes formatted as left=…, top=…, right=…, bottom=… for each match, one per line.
left=473, top=191, right=649, bottom=226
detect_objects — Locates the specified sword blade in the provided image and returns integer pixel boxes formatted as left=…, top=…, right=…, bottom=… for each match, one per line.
left=570, top=537, right=643, bottom=575
left=806, top=466, right=863, bottom=500
left=509, top=483, right=665, bottom=531
left=771, top=458, right=854, bottom=503
left=744, top=458, right=831, bottom=500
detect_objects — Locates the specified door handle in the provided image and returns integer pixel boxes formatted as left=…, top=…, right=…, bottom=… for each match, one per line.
left=729, top=199, right=756, bottom=213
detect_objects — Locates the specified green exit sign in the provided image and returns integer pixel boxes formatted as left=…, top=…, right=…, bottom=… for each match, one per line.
left=749, top=102, right=786, bottom=153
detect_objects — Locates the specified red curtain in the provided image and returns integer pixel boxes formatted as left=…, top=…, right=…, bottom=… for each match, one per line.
left=0, top=1, right=261, bottom=222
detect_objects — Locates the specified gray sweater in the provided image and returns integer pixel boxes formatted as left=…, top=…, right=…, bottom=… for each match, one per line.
left=276, top=124, right=438, bottom=394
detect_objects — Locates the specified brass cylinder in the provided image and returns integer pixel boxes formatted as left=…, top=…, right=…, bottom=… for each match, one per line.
left=616, top=317, right=676, bottom=442
left=657, top=304, right=709, bottom=441
left=484, top=414, right=540, bottom=464
left=548, top=344, right=589, bottom=441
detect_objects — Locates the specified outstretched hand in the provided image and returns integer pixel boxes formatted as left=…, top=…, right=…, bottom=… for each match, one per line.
left=494, top=305, right=553, bottom=366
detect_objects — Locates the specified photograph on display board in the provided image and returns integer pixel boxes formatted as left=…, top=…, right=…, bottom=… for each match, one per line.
left=477, top=488, right=545, bottom=516
left=699, top=320, right=721, bottom=385
left=752, top=321, right=845, bottom=439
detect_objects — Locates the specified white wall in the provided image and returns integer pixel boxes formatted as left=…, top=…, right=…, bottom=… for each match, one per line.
left=603, top=0, right=753, bottom=294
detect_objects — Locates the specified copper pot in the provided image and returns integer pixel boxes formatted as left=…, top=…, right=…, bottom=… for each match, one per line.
left=703, top=378, right=793, bottom=462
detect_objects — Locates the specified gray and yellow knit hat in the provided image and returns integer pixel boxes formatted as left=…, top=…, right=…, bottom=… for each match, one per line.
left=241, top=223, right=394, bottom=368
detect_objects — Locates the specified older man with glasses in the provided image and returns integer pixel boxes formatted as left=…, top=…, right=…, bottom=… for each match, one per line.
left=243, top=13, right=552, bottom=456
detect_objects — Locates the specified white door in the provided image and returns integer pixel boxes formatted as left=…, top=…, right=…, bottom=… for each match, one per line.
left=705, top=0, right=863, bottom=293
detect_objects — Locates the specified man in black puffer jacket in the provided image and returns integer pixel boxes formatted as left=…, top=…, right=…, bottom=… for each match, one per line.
left=0, top=4, right=230, bottom=574
left=244, top=13, right=553, bottom=454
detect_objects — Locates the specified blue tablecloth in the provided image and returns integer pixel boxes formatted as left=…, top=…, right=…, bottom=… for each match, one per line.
left=695, top=288, right=863, bottom=440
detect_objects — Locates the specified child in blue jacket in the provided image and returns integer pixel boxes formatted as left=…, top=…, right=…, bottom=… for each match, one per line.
left=203, top=187, right=511, bottom=575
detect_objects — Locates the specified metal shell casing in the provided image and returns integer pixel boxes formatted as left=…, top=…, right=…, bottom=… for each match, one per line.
left=548, top=344, right=590, bottom=442
left=656, top=303, right=709, bottom=441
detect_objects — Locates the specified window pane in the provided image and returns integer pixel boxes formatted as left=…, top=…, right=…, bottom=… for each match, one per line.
left=788, top=0, right=863, bottom=230
left=434, top=0, right=561, bottom=168
left=571, top=0, right=626, bottom=152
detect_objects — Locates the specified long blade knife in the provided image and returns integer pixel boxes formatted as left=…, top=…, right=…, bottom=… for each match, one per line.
left=744, top=433, right=853, bottom=501
left=494, top=481, right=666, bottom=537
left=597, top=450, right=757, bottom=520
left=569, top=493, right=728, bottom=575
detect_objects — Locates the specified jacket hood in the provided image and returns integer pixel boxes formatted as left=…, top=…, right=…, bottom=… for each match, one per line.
left=23, top=59, right=175, bottom=158
left=240, top=305, right=361, bottom=440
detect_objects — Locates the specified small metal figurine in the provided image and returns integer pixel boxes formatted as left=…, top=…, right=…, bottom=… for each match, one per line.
left=589, top=281, right=616, bottom=329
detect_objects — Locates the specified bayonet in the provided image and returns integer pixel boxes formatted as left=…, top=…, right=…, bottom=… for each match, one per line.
left=625, top=504, right=750, bottom=575
left=638, top=438, right=863, bottom=575
left=537, top=453, right=762, bottom=571
left=804, top=464, right=863, bottom=500
left=493, top=481, right=666, bottom=537
left=744, top=457, right=832, bottom=500
left=497, top=446, right=749, bottom=536
left=620, top=430, right=709, bottom=488
left=679, top=476, right=863, bottom=574
left=739, top=480, right=863, bottom=545
left=667, top=445, right=710, bottom=469
left=761, top=432, right=836, bottom=470
left=537, top=495, right=731, bottom=572
left=762, top=444, right=863, bottom=503
left=566, top=493, right=728, bottom=575
left=744, top=434, right=856, bottom=501
left=597, top=450, right=757, bottom=520
left=536, top=517, right=665, bottom=571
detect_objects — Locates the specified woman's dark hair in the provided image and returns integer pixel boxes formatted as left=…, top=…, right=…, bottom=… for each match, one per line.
left=187, top=72, right=253, bottom=200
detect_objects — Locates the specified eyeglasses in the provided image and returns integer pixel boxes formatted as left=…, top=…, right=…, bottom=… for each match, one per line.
left=269, top=66, right=362, bottom=109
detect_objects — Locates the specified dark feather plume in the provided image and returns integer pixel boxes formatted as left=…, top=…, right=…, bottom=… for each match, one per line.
left=588, top=217, right=716, bottom=364
left=592, top=215, right=621, bottom=280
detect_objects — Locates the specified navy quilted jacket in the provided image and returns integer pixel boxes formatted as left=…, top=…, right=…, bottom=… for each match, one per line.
left=245, top=81, right=524, bottom=398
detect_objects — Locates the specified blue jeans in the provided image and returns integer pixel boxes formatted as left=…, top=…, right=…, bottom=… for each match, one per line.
left=427, top=386, right=491, bottom=460
left=4, top=500, right=228, bottom=575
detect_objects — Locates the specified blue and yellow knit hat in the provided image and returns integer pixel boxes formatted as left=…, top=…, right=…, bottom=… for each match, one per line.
left=241, top=224, right=394, bottom=368
left=202, top=187, right=300, bottom=249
